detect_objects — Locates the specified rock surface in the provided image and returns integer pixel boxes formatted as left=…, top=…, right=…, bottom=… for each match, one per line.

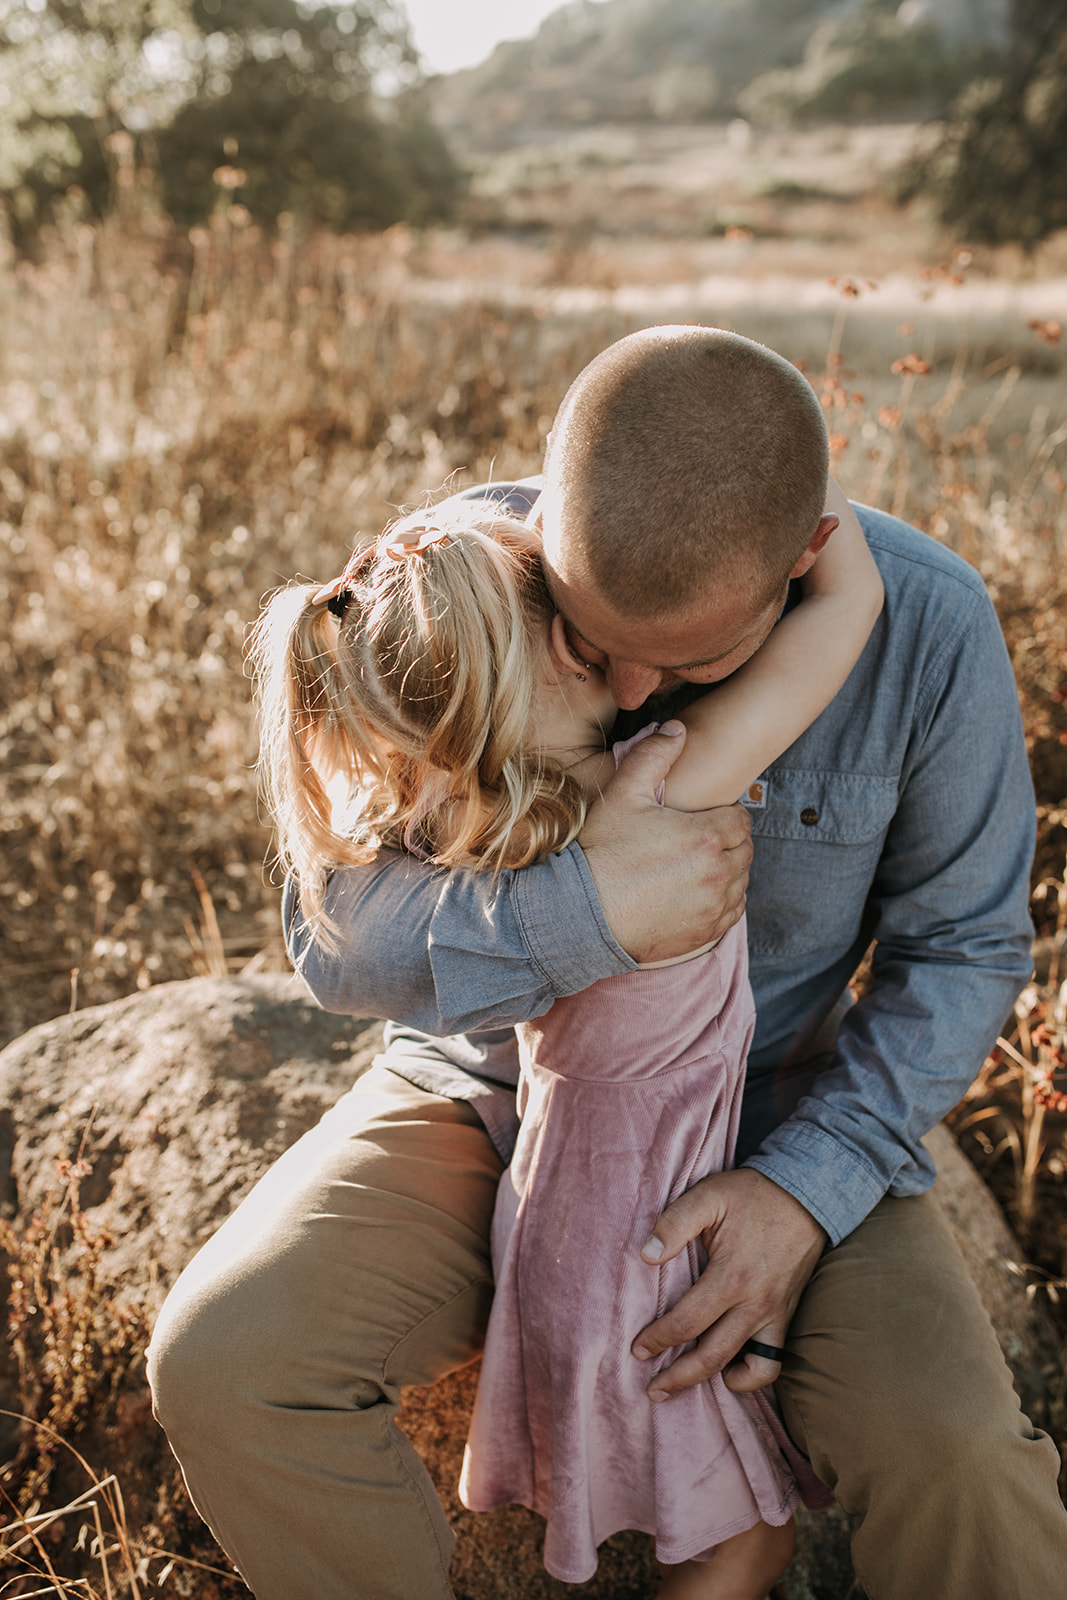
left=0, top=973, right=383, bottom=1293
left=0, top=975, right=1054, bottom=1600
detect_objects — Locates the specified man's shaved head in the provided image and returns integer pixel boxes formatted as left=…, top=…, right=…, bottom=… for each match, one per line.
left=541, top=325, right=830, bottom=618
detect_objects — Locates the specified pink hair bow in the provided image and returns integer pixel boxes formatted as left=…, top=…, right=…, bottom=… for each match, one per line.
left=311, top=574, right=352, bottom=608
left=312, top=542, right=378, bottom=615
left=381, top=522, right=451, bottom=561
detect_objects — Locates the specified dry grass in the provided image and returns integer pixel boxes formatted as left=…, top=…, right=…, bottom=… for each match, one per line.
left=2, top=206, right=1064, bottom=1044
left=1, top=127, right=1066, bottom=1586
left=0, top=203, right=632, bottom=1044
left=0, top=1159, right=246, bottom=1597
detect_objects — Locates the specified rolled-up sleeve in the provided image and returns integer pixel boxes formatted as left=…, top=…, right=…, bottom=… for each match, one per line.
left=745, top=583, right=1035, bottom=1243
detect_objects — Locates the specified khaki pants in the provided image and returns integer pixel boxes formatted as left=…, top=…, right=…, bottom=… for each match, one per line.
left=148, top=1064, right=1066, bottom=1600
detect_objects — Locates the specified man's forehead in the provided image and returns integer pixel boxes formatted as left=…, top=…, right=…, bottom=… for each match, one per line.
left=542, top=556, right=773, bottom=671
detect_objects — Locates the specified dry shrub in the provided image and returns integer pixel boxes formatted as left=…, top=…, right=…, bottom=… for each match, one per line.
left=807, top=276, right=1067, bottom=895
left=0, top=1154, right=246, bottom=1597
left=947, top=868, right=1067, bottom=1492
left=814, top=283, right=1067, bottom=1349
left=0, top=1156, right=150, bottom=1508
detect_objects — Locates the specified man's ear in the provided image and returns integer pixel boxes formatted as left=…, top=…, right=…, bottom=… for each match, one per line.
left=524, top=491, right=544, bottom=532
left=788, top=513, right=838, bottom=581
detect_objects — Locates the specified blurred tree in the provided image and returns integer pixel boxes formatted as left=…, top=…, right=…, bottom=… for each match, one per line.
left=441, top=0, right=831, bottom=127
left=156, top=0, right=459, bottom=229
left=634, top=0, right=826, bottom=115
left=0, top=0, right=461, bottom=239
left=908, top=0, right=1067, bottom=250
left=0, top=0, right=196, bottom=228
left=738, top=0, right=1001, bottom=124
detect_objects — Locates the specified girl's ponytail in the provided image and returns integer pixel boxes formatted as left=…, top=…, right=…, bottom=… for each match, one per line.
left=250, top=510, right=591, bottom=944
left=249, top=548, right=383, bottom=941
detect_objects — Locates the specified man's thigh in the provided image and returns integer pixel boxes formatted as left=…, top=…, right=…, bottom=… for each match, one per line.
left=147, top=1062, right=506, bottom=1600
left=153, top=1060, right=505, bottom=1405
left=776, top=1188, right=1065, bottom=1595
left=778, top=1190, right=1029, bottom=1480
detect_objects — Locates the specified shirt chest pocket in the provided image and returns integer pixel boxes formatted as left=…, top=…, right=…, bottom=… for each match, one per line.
left=744, top=767, right=898, bottom=958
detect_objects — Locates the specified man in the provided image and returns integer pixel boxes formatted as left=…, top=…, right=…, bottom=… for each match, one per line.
left=149, top=327, right=1065, bottom=1599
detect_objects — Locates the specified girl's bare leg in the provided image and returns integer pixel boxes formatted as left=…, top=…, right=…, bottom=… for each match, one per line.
left=656, top=1516, right=795, bottom=1600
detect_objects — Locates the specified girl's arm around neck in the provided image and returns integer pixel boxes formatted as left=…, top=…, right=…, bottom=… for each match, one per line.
left=662, top=485, right=883, bottom=813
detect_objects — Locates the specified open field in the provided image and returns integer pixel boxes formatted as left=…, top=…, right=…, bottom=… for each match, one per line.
left=1, top=121, right=1066, bottom=1589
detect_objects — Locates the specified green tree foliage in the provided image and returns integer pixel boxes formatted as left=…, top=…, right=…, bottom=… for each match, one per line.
left=911, top=0, right=1067, bottom=250
left=156, top=0, right=458, bottom=228
left=0, top=0, right=461, bottom=237
left=0, top=0, right=194, bottom=224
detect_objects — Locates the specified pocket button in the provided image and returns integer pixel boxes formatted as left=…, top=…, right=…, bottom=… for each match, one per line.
left=800, top=807, right=820, bottom=826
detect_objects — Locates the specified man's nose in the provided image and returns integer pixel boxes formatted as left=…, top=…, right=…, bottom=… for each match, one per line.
left=606, top=660, right=668, bottom=710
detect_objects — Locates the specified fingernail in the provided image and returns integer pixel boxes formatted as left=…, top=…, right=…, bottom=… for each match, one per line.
left=660, top=720, right=684, bottom=737
left=633, top=1344, right=652, bottom=1361
left=640, top=1236, right=664, bottom=1260
left=648, top=1388, right=669, bottom=1403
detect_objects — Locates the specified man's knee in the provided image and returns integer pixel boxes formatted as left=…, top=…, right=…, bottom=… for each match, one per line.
left=148, top=1289, right=220, bottom=1440
left=779, top=1193, right=1048, bottom=1504
left=148, top=1226, right=363, bottom=1435
left=149, top=1071, right=501, bottom=1446
left=149, top=1205, right=493, bottom=1439
left=148, top=1259, right=279, bottom=1437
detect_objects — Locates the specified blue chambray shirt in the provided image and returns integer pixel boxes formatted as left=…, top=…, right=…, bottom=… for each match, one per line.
left=285, top=484, right=1035, bottom=1247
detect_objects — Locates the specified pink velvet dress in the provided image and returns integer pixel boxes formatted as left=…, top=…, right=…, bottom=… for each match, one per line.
left=459, top=916, right=829, bottom=1582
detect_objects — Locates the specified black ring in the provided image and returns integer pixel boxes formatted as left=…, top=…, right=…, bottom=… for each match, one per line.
left=742, top=1338, right=786, bottom=1363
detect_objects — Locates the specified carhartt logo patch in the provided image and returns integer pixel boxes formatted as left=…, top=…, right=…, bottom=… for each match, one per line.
left=741, top=779, right=768, bottom=808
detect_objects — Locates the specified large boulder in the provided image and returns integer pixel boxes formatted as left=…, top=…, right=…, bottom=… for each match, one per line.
left=0, top=973, right=384, bottom=1293
left=0, top=975, right=1054, bottom=1599
left=0, top=973, right=382, bottom=1594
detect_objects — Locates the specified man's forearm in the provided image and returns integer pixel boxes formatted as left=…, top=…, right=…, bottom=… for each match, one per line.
left=745, top=577, right=1036, bottom=1245
left=284, top=843, right=631, bottom=1032
left=745, top=940, right=1033, bottom=1244
left=284, top=726, right=752, bottom=1027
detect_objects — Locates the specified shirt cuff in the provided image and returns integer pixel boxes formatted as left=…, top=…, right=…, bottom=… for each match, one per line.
left=511, top=841, right=636, bottom=996
left=743, top=1120, right=894, bottom=1246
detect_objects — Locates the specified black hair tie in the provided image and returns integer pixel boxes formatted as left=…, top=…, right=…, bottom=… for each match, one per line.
left=327, top=589, right=353, bottom=618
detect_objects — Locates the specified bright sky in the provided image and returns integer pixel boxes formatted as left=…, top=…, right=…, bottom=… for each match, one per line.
left=400, top=0, right=571, bottom=76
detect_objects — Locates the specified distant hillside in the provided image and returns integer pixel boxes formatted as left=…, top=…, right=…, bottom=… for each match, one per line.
left=430, top=0, right=1010, bottom=137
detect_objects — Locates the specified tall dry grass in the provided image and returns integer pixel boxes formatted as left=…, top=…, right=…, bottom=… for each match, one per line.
left=0, top=205, right=636, bottom=1045
left=0, top=193, right=1065, bottom=1587
left=2, top=209, right=1064, bottom=1044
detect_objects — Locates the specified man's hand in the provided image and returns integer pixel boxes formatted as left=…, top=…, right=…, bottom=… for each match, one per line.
left=631, top=1168, right=827, bottom=1397
left=579, top=723, right=752, bottom=965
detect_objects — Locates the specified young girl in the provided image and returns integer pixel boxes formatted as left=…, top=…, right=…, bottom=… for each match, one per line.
left=251, top=485, right=882, bottom=1600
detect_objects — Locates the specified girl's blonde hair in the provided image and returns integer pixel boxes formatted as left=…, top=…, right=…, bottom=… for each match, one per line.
left=249, top=508, right=590, bottom=941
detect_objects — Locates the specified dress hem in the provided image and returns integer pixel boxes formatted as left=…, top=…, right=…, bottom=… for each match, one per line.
left=460, top=1488, right=800, bottom=1584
